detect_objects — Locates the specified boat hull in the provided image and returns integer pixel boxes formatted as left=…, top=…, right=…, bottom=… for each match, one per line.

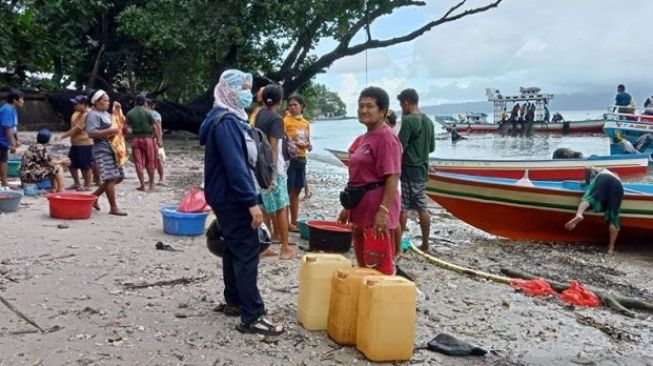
left=604, top=120, right=653, bottom=139
left=427, top=173, right=653, bottom=244
left=327, top=149, right=649, bottom=180
left=443, top=120, right=604, bottom=134
left=431, top=154, right=649, bottom=180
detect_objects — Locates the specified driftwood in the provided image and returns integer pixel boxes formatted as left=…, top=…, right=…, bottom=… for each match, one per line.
left=501, top=268, right=652, bottom=315
left=0, top=295, right=45, bottom=333
left=9, top=329, right=39, bottom=336
left=1, top=252, right=75, bottom=265
left=122, top=276, right=208, bottom=290
left=34, top=253, right=76, bottom=263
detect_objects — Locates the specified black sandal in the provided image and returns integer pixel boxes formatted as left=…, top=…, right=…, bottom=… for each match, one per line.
left=236, top=317, right=285, bottom=336
left=213, top=303, right=241, bottom=317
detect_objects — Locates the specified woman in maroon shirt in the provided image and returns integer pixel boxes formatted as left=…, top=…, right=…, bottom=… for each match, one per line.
left=338, top=87, right=402, bottom=275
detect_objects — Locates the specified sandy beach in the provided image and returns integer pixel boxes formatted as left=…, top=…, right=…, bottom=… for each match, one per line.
left=1, top=132, right=652, bottom=366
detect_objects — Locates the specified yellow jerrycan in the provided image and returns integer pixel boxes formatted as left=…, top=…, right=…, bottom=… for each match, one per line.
left=297, top=254, right=352, bottom=330
left=327, top=268, right=383, bottom=345
left=356, top=276, right=416, bottom=362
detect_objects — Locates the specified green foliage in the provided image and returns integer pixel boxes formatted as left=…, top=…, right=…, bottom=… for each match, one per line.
left=298, top=83, right=347, bottom=119
left=0, top=0, right=107, bottom=90
left=0, top=0, right=501, bottom=103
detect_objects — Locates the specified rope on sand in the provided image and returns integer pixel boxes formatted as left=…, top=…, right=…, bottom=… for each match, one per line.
left=409, top=244, right=511, bottom=285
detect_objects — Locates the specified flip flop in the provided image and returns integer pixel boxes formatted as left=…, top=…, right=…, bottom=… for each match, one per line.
left=109, top=210, right=128, bottom=216
left=236, top=317, right=285, bottom=336
left=288, top=225, right=300, bottom=233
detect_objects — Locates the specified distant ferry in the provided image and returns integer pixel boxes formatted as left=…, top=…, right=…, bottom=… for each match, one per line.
left=435, top=88, right=604, bottom=134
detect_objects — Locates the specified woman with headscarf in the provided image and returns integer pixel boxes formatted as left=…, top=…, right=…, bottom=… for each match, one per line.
left=199, top=69, right=285, bottom=336
left=85, top=90, right=127, bottom=216
left=19, top=128, right=70, bottom=192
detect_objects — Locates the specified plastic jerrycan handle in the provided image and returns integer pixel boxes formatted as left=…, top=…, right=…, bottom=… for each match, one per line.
left=305, top=255, right=318, bottom=263
left=365, top=277, right=385, bottom=287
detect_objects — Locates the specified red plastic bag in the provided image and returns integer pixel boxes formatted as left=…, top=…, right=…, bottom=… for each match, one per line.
left=353, top=227, right=395, bottom=275
left=561, top=281, right=600, bottom=307
left=510, top=278, right=557, bottom=297
left=178, top=189, right=209, bottom=213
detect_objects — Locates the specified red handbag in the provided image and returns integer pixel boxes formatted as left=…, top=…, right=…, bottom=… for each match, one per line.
left=357, top=227, right=395, bottom=275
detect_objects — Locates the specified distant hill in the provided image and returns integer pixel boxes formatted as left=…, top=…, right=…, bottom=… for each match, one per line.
left=422, top=84, right=652, bottom=116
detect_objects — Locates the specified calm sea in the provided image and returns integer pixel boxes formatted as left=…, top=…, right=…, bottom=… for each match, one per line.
left=311, top=110, right=611, bottom=160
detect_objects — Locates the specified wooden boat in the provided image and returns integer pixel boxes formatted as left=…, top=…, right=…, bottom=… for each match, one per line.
left=326, top=149, right=650, bottom=180
left=603, top=120, right=653, bottom=141
left=437, top=119, right=605, bottom=134
left=433, top=88, right=605, bottom=134
left=430, top=154, right=649, bottom=180
left=426, top=172, right=653, bottom=244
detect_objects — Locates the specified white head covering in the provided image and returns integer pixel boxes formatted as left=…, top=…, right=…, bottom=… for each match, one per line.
left=213, top=69, right=252, bottom=121
left=91, top=89, right=108, bottom=105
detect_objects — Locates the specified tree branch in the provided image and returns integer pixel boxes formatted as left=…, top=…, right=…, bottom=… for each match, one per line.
left=283, top=0, right=502, bottom=94
left=348, top=0, right=502, bottom=54
left=278, top=17, right=324, bottom=77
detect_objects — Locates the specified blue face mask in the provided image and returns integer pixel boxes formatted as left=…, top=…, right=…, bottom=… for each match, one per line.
left=237, top=90, right=253, bottom=109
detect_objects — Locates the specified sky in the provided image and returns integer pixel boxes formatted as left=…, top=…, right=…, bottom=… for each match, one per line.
left=314, top=0, right=653, bottom=115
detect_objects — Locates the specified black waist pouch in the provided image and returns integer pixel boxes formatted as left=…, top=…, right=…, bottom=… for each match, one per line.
left=339, top=181, right=385, bottom=209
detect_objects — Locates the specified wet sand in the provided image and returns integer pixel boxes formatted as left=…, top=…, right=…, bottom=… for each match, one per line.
left=1, top=132, right=652, bottom=366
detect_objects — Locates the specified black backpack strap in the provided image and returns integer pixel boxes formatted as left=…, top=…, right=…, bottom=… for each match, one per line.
left=209, top=111, right=231, bottom=131
left=208, top=111, right=250, bottom=162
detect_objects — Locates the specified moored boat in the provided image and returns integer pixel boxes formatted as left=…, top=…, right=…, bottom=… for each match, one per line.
left=426, top=172, right=653, bottom=244
left=439, top=119, right=605, bottom=134
left=326, top=149, right=649, bottom=180
left=435, top=88, right=605, bottom=134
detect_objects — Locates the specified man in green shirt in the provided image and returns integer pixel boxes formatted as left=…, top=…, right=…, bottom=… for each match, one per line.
left=397, top=89, right=435, bottom=252
left=126, top=95, right=157, bottom=191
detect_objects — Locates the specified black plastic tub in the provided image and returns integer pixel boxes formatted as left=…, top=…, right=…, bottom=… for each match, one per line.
left=307, top=220, right=352, bottom=252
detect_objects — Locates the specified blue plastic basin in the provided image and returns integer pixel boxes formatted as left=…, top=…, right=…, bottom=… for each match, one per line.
left=160, top=205, right=209, bottom=236
left=0, top=190, right=23, bottom=212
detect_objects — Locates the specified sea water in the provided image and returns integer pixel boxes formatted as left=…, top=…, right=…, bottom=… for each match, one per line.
left=312, top=117, right=608, bottom=160
left=311, top=110, right=652, bottom=182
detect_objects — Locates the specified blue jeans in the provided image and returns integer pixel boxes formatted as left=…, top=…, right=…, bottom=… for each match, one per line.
left=215, top=206, right=265, bottom=325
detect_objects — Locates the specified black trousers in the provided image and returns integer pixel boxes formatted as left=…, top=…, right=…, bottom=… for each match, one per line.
left=215, top=206, right=265, bottom=325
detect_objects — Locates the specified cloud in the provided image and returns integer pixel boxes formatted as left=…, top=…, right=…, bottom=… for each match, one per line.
left=318, top=0, right=653, bottom=107
left=335, top=73, right=361, bottom=116
left=329, top=50, right=396, bottom=74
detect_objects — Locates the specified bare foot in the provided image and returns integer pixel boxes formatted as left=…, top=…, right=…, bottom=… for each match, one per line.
left=279, top=248, right=295, bottom=260
left=608, top=248, right=614, bottom=255
left=565, top=214, right=583, bottom=230
left=419, top=244, right=430, bottom=253
left=261, top=248, right=277, bottom=257
left=93, top=199, right=101, bottom=211
left=136, top=186, right=146, bottom=191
